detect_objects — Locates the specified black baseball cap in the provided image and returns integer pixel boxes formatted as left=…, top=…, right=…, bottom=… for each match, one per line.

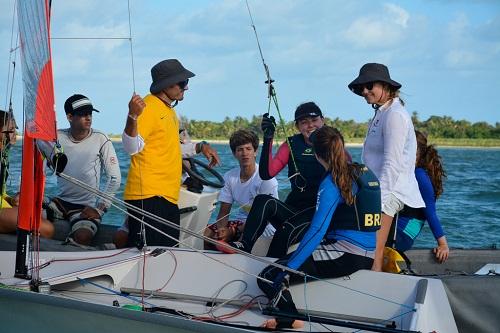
left=294, top=102, right=323, bottom=121
left=64, top=94, right=100, bottom=115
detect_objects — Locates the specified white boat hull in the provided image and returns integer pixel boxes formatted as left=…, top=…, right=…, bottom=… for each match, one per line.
left=0, top=247, right=458, bottom=332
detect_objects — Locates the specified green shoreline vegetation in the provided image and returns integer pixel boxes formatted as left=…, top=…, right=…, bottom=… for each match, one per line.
left=107, top=113, right=500, bottom=147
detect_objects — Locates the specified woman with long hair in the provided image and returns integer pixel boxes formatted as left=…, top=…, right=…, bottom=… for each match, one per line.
left=257, top=126, right=380, bottom=329
left=348, top=63, right=425, bottom=271
left=392, top=130, right=449, bottom=262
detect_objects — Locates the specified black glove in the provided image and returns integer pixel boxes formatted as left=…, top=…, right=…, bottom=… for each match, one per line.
left=261, top=113, right=276, bottom=139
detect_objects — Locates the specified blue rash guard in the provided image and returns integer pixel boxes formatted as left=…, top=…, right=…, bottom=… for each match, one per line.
left=395, top=168, right=445, bottom=251
left=286, top=174, right=376, bottom=271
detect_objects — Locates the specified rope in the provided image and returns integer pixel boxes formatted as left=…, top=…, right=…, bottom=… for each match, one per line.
left=127, top=0, right=136, bottom=93
left=244, top=0, right=306, bottom=192
left=76, top=277, right=156, bottom=307
left=50, top=37, right=130, bottom=40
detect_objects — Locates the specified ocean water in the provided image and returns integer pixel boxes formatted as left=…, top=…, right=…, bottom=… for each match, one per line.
left=6, top=143, right=500, bottom=249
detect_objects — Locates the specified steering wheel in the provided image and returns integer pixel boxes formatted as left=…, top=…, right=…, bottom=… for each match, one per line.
left=182, top=157, right=225, bottom=189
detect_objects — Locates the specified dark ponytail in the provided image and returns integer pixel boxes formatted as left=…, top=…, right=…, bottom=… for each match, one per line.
left=313, top=126, right=357, bottom=205
left=415, top=130, right=446, bottom=198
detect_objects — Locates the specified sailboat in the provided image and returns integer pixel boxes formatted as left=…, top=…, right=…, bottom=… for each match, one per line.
left=0, top=1, right=495, bottom=332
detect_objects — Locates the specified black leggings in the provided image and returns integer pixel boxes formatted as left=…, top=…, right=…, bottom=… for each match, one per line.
left=240, top=194, right=315, bottom=257
left=257, top=251, right=374, bottom=326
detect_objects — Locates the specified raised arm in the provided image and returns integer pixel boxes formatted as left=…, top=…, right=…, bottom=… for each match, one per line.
left=122, top=93, right=146, bottom=155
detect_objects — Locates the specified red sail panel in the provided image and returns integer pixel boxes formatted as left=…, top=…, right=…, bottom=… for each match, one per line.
left=17, top=137, right=33, bottom=232
left=17, top=137, right=45, bottom=232
left=17, top=0, right=56, bottom=141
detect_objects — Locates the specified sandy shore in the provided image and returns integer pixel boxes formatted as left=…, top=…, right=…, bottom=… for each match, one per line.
left=16, top=135, right=500, bottom=148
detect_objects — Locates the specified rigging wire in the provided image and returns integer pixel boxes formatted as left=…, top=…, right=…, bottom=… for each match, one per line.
left=58, top=172, right=286, bottom=274
left=3, top=0, right=18, bottom=111
left=51, top=37, right=130, bottom=40
left=57, top=171, right=415, bottom=312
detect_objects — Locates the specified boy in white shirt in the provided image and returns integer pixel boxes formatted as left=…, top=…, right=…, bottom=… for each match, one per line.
left=204, top=129, right=278, bottom=249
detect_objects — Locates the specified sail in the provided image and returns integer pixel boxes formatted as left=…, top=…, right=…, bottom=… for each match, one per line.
left=15, top=0, right=56, bottom=278
left=17, top=0, right=56, bottom=141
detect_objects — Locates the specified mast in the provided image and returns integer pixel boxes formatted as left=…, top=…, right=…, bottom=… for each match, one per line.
left=15, top=0, right=57, bottom=281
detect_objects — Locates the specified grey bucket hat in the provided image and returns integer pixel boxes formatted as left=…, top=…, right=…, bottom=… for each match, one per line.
left=348, top=63, right=401, bottom=96
left=149, top=59, right=195, bottom=94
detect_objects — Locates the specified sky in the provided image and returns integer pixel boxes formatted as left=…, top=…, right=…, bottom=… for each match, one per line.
left=0, top=0, right=499, bottom=134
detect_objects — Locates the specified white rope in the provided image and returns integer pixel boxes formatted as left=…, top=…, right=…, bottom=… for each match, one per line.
left=57, top=172, right=290, bottom=269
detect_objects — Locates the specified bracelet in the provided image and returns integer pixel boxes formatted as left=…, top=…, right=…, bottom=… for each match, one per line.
left=128, top=114, right=138, bottom=121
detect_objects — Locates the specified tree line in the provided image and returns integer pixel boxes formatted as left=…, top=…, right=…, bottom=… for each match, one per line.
left=181, top=112, right=500, bottom=140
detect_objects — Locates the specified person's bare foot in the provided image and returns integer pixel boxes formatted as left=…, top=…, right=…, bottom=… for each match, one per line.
left=261, top=318, right=304, bottom=329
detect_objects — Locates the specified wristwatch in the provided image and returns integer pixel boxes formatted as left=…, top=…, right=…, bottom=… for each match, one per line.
left=196, top=140, right=209, bottom=154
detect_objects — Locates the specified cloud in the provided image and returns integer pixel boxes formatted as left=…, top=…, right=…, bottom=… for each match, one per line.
left=476, top=14, right=500, bottom=40
left=443, top=12, right=500, bottom=69
left=384, top=3, right=410, bottom=28
left=343, top=3, right=410, bottom=49
left=445, top=49, right=480, bottom=67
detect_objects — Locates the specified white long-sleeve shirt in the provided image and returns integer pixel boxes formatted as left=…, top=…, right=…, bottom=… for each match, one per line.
left=57, top=129, right=121, bottom=213
left=362, top=98, right=424, bottom=209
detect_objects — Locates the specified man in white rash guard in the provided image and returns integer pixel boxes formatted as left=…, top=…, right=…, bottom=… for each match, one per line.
left=45, top=94, right=121, bottom=246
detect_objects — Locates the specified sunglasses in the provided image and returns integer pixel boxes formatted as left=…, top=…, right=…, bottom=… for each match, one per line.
left=73, top=111, right=93, bottom=117
left=177, top=79, right=189, bottom=90
left=354, top=82, right=375, bottom=95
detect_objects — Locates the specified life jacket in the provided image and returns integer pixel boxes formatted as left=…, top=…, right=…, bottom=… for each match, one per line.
left=286, top=133, right=324, bottom=191
left=329, top=164, right=381, bottom=232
